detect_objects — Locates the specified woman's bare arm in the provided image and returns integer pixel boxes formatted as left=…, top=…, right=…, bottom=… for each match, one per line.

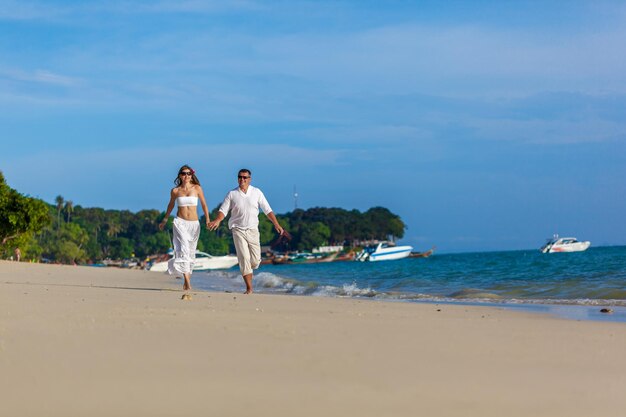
left=158, top=188, right=177, bottom=230
left=197, top=185, right=211, bottom=228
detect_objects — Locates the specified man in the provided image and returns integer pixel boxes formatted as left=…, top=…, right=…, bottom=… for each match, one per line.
left=208, top=169, right=284, bottom=294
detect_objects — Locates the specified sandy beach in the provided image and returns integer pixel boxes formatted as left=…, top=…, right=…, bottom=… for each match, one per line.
left=1, top=260, right=625, bottom=417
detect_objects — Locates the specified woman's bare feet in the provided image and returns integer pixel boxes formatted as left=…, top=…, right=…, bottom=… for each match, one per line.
left=183, top=274, right=191, bottom=291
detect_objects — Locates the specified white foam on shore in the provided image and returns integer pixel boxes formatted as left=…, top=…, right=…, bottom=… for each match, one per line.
left=311, top=282, right=377, bottom=298
left=193, top=269, right=626, bottom=309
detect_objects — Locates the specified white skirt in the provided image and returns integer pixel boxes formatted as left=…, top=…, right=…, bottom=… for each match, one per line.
left=168, top=217, right=200, bottom=276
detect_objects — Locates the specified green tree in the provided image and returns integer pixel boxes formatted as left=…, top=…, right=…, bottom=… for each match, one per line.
left=282, top=206, right=406, bottom=248
left=109, top=237, right=134, bottom=259
left=106, top=219, right=122, bottom=238
left=65, top=200, right=73, bottom=223
left=19, top=234, right=44, bottom=261
left=364, top=207, right=405, bottom=240
left=55, top=195, right=64, bottom=230
left=258, top=214, right=276, bottom=245
left=41, top=222, right=89, bottom=264
left=0, top=172, right=50, bottom=253
left=296, top=221, right=331, bottom=251
left=55, top=241, right=83, bottom=264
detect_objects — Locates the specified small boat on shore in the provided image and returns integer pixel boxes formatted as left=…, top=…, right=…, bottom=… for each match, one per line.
left=355, top=242, right=413, bottom=262
left=540, top=235, right=590, bottom=253
left=148, top=251, right=238, bottom=272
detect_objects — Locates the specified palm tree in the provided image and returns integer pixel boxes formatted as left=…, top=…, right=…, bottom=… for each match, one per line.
left=55, top=195, right=64, bottom=230
left=65, top=200, right=73, bottom=223
left=106, top=221, right=121, bottom=238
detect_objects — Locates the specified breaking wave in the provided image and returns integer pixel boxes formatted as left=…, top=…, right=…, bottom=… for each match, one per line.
left=194, top=269, right=626, bottom=307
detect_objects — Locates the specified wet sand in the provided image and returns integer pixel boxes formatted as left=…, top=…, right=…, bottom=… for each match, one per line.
left=1, top=260, right=625, bottom=417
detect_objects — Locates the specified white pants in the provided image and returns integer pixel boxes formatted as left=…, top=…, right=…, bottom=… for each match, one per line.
left=168, top=217, right=200, bottom=276
left=231, top=227, right=261, bottom=276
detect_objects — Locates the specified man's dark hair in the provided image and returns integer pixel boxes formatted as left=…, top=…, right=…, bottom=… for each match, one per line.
left=238, top=168, right=252, bottom=176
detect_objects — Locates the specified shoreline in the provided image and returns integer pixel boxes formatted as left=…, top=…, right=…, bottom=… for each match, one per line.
left=8, top=260, right=626, bottom=323
left=2, top=260, right=626, bottom=416
left=428, top=300, right=626, bottom=323
left=187, top=266, right=626, bottom=323
left=192, top=246, right=626, bottom=315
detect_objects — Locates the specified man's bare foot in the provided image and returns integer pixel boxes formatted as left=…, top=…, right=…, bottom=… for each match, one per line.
left=242, top=274, right=253, bottom=295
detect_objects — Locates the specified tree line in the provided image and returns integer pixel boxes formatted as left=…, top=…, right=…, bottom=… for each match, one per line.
left=1, top=173, right=406, bottom=264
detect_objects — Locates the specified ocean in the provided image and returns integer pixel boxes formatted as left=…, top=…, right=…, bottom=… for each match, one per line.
left=191, top=245, right=626, bottom=322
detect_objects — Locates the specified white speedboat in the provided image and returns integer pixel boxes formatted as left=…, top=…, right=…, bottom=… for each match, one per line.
left=149, top=251, right=239, bottom=272
left=540, top=235, right=590, bottom=253
left=355, top=242, right=413, bottom=262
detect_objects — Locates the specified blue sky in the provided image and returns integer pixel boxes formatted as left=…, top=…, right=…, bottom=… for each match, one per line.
left=2, top=0, right=626, bottom=252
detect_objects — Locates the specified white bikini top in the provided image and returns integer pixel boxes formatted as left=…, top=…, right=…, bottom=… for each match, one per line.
left=177, top=196, right=198, bottom=207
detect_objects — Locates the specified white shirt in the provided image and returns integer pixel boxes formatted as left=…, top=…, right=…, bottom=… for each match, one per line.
left=219, top=185, right=273, bottom=230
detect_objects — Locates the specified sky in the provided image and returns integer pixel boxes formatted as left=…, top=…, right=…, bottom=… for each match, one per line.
left=1, top=0, right=626, bottom=253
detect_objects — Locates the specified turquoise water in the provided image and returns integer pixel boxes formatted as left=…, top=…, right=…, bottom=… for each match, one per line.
left=192, top=246, right=626, bottom=321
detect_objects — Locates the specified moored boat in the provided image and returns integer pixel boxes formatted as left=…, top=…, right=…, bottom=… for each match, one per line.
left=148, top=250, right=239, bottom=272
left=271, top=252, right=338, bottom=265
left=355, top=242, right=413, bottom=262
left=408, top=246, right=435, bottom=258
left=540, top=235, right=590, bottom=253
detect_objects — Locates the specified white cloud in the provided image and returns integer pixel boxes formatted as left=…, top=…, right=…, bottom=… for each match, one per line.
left=0, top=67, right=81, bottom=86
left=238, top=22, right=626, bottom=95
left=4, top=2, right=626, bottom=97
left=51, top=17, right=625, bottom=101
left=4, top=2, right=626, bottom=110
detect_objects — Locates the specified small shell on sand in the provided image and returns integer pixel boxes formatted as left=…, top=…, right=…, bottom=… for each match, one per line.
left=181, top=294, right=192, bottom=301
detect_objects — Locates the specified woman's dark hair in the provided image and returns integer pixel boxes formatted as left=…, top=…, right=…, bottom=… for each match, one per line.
left=174, top=164, right=200, bottom=186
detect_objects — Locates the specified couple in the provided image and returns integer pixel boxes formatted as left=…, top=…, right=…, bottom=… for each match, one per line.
left=158, top=165, right=284, bottom=294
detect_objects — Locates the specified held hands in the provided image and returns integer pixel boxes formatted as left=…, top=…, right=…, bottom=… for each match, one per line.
left=275, top=224, right=284, bottom=236
left=207, top=219, right=221, bottom=231
left=158, top=220, right=167, bottom=231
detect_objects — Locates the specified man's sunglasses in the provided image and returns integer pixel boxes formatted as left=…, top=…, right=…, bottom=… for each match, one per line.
left=238, top=176, right=250, bottom=179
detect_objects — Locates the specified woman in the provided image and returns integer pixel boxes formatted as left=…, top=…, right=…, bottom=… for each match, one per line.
left=158, top=165, right=211, bottom=291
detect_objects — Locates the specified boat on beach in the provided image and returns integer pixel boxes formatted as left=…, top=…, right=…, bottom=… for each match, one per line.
left=148, top=250, right=239, bottom=272
left=355, top=241, right=413, bottom=262
left=540, top=235, right=590, bottom=253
